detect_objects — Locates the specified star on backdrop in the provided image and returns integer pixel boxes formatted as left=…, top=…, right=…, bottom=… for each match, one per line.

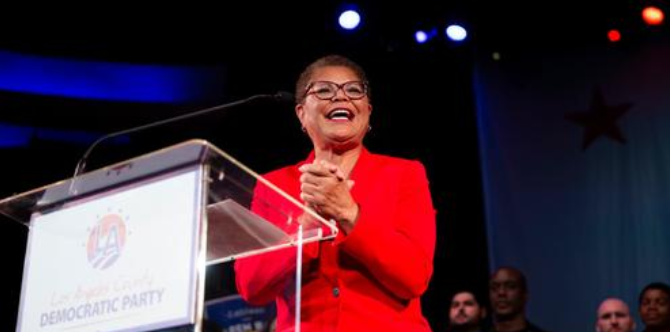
left=565, top=87, right=633, bottom=150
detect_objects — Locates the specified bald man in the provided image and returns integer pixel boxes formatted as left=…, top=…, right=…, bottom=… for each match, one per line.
left=596, top=298, right=636, bottom=332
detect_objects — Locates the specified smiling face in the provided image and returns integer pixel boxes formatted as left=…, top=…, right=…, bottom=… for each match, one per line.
left=640, top=288, right=670, bottom=329
left=295, top=65, right=372, bottom=152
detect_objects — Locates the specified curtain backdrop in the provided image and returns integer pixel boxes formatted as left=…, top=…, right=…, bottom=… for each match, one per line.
left=475, top=40, right=670, bottom=332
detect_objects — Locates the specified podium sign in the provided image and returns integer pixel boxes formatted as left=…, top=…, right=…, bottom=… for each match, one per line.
left=19, top=167, right=203, bottom=332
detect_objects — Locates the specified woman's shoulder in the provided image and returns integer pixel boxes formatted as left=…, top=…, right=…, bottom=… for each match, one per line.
left=366, top=150, right=427, bottom=170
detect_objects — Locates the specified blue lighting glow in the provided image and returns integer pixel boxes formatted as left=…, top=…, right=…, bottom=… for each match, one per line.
left=0, top=122, right=129, bottom=148
left=0, top=50, right=222, bottom=103
left=0, top=123, right=31, bottom=147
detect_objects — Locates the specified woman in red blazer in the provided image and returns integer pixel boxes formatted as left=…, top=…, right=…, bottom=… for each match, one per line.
left=235, top=54, right=436, bottom=332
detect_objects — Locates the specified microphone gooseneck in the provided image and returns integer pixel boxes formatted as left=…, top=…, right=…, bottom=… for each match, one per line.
left=73, top=91, right=294, bottom=178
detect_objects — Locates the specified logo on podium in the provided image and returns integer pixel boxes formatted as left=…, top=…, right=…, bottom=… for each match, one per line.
left=86, top=212, right=127, bottom=270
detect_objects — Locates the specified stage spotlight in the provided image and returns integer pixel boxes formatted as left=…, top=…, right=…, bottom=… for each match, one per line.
left=415, top=29, right=438, bottom=45
left=415, top=30, right=429, bottom=44
left=642, top=6, right=664, bottom=26
left=607, top=29, right=621, bottom=42
left=415, top=31, right=428, bottom=43
left=339, top=9, right=361, bottom=30
left=445, top=24, right=467, bottom=42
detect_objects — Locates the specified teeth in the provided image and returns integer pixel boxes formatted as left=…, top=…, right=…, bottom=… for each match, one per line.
left=328, top=109, right=352, bottom=119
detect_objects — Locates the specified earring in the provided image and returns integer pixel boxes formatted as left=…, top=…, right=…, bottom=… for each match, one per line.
left=367, top=125, right=372, bottom=132
left=301, top=126, right=306, bottom=132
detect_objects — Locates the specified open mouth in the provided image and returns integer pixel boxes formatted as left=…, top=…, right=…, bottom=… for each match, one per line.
left=326, top=109, right=354, bottom=120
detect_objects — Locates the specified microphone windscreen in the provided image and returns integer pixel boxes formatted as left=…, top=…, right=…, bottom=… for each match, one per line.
left=274, top=91, right=295, bottom=103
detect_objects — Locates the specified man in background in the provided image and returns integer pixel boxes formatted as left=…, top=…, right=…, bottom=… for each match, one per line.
left=448, top=290, right=487, bottom=332
left=639, top=282, right=670, bottom=332
left=596, top=297, right=636, bottom=332
left=489, top=267, right=550, bottom=332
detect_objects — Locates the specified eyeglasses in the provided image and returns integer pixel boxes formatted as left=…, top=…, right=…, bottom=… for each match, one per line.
left=306, top=81, right=368, bottom=100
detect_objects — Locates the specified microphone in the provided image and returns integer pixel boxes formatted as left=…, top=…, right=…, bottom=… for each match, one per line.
left=73, top=91, right=294, bottom=178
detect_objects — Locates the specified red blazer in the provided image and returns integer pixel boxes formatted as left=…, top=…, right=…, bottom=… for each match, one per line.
left=235, top=148, right=436, bottom=332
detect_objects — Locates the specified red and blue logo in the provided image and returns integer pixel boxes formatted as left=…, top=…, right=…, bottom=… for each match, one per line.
left=86, top=213, right=127, bottom=270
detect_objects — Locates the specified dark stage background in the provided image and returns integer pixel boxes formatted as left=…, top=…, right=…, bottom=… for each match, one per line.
left=1, top=2, right=664, bottom=331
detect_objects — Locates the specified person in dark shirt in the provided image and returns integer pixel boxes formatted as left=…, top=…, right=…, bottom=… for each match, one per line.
left=489, top=267, right=550, bottom=332
left=639, top=282, right=670, bottom=332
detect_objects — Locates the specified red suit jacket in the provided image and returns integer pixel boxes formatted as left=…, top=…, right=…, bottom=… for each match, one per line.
left=235, top=148, right=436, bottom=332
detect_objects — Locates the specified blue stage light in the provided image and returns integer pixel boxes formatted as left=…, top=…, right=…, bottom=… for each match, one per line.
left=445, top=24, right=468, bottom=42
left=415, top=30, right=429, bottom=44
left=339, top=10, right=361, bottom=30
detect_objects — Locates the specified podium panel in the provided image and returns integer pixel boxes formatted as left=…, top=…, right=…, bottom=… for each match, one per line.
left=18, top=167, right=203, bottom=332
left=0, top=140, right=337, bottom=332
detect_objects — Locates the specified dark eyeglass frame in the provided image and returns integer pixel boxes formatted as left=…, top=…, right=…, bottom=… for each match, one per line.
left=305, top=80, right=369, bottom=100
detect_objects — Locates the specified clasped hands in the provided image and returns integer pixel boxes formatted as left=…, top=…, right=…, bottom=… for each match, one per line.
left=298, top=160, right=359, bottom=234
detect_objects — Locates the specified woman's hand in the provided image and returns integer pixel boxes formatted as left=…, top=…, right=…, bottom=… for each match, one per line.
left=299, top=160, right=359, bottom=233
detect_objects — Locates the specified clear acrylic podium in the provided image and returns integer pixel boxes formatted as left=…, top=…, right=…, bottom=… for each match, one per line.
left=0, top=139, right=338, bottom=332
